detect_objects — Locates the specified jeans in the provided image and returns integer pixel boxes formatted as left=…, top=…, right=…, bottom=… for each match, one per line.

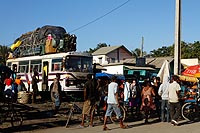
left=161, top=100, right=170, bottom=122
left=105, top=104, right=122, bottom=119
left=53, top=93, right=60, bottom=107
left=169, top=102, right=181, bottom=122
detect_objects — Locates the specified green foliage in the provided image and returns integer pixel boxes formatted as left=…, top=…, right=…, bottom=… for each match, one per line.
left=149, top=41, right=200, bottom=59
left=85, top=43, right=108, bottom=53
left=0, top=45, right=11, bottom=65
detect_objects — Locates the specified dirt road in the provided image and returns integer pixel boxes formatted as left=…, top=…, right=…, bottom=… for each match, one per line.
left=1, top=101, right=199, bottom=133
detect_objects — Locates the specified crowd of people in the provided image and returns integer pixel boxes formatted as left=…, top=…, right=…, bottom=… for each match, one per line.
left=0, top=70, right=39, bottom=103
left=78, top=74, right=199, bottom=130
left=1, top=70, right=199, bottom=129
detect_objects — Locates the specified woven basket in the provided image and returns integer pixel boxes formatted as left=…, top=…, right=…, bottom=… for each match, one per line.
left=17, top=91, right=32, bottom=104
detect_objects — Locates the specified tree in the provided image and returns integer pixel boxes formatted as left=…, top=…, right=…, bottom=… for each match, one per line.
left=131, top=48, right=141, bottom=57
left=150, top=46, right=173, bottom=57
left=0, top=45, right=11, bottom=65
left=149, top=41, right=200, bottom=59
left=85, top=43, right=107, bottom=53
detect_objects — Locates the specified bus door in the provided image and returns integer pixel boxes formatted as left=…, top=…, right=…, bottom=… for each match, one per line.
left=42, top=61, right=49, bottom=91
left=10, top=62, right=18, bottom=79
left=12, top=63, right=18, bottom=73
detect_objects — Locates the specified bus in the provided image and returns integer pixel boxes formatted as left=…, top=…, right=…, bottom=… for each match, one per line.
left=6, top=51, right=93, bottom=100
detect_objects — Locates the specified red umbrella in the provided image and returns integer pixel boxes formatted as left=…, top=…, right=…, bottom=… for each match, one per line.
left=182, top=64, right=200, bottom=78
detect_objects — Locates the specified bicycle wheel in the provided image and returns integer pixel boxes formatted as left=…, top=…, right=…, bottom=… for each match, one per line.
left=11, top=111, right=23, bottom=127
left=91, top=106, right=105, bottom=122
left=110, top=105, right=126, bottom=123
left=181, top=102, right=199, bottom=121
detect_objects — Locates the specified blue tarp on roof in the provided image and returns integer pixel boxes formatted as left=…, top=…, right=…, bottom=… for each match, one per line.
left=95, top=72, right=113, bottom=79
left=95, top=72, right=125, bottom=80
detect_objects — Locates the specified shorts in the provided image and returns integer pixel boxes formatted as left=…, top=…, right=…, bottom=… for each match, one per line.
left=82, top=100, right=95, bottom=115
left=105, top=104, right=122, bottom=119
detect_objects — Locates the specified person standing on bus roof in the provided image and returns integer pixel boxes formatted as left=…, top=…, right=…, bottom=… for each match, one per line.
left=32, top=70, right=39, bottom=103
left=50, top=73, right=61, bottom=116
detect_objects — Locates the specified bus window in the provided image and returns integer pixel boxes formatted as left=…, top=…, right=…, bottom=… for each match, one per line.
left=30, top=60, right=42, bottom=73
left=52, top=58, right=62, bottom=71
left=65, top=56, right=92, bottom=72
left=19, top=61, right=29, bottom=73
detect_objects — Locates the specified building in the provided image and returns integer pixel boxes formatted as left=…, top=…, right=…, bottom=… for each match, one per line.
left=92, top=45, right=199, bottom=79
left=92, top=45, right=156, bottom=78
left=92, top=45, right=132, bottom=65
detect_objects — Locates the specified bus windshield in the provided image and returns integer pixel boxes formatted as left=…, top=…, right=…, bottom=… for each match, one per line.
left=65, top=56, right=92, bottom=72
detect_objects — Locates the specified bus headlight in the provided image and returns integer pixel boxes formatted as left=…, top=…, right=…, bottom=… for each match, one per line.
left=69, top=81, right=74, bottom=85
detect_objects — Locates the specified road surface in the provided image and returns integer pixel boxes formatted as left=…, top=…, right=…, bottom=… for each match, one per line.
left=15, top=119, right=200, bottom=133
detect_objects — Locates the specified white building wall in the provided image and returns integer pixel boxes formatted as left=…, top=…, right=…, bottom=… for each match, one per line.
left=102, top=65, right=124, bottom=75
left=93, top=48, right=132, bottom=65
left=93, top=55, right=106, bottom=64
left=181, top=58, right=198, bottom=66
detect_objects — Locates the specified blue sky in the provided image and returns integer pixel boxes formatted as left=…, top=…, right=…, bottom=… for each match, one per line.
left=0, top=0, right=199, bottom=54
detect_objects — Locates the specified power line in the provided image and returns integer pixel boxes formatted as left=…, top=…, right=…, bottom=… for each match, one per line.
left=69, top=0, right=131, bottom=33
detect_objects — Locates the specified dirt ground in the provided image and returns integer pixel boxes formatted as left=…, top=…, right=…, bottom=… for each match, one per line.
left=0, top=98, right=84, bottom=133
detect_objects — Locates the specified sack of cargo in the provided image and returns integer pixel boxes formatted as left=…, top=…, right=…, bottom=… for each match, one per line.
left=45, top=39, right=56, bottom=53
left=17, top=91, right=32, bottom=104
left=11, top=40, right=22, bottom=51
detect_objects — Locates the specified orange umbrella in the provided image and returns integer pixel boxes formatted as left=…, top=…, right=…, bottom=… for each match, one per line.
left=182, top=64, right=200, bottom=78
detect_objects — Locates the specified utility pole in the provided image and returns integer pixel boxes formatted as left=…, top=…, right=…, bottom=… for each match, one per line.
left=174, top=0, right=181, bottom=75
left=140, top=36, right=144, bottom=57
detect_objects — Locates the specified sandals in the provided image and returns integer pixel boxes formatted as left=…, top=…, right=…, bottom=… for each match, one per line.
left=120, top=125, right=128, bottom=129
left=78, top=125, right=84, bottom=128
left=103, top=126, right=111, bottom=131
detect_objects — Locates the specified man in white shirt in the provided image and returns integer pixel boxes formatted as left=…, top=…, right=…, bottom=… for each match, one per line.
left=103, top=76, right=127, bottom=130
left=158, top=78, right=170, bottom=122
left=168, top=75, right=181, bottom=126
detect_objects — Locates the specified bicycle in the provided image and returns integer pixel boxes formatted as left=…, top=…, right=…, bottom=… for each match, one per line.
left=91, top=101, right=106, bottom=122
left=181, top=93, right=200, bottom=122
left=91, top=98, right=126, bottom=123
left=110, top=104, right=126, bottom=123
left=0, top=94, right=23, bottom=127
left=65, top=94, right=82, bottom=127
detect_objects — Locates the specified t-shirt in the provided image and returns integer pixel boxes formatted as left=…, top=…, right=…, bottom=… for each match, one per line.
left=5, top=78, right=12, bottom=86
left=168, top=81, right=181, bottom=103
left=84, top=79, right=96, bottom=100
left=107, top=82, right=118, bottom=104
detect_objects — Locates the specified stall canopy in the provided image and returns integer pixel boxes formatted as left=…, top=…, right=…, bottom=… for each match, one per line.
left=182, top=64, right=200, bottom=78
left=178, top=75, right=199, bottom=83
left=95, top=72, right=125, bottom=80
left=157, top=60, right=170, bottom=83
left=95, top=72, right=113, bottom=79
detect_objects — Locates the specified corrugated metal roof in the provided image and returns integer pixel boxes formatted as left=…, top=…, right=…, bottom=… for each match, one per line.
left=122, top=56, right=174, bottom=69
left=146, top=57, right=174, bottom=68
left=125, top=66, right=155, bottom=70
left=92, top=45, right=123, bottom=55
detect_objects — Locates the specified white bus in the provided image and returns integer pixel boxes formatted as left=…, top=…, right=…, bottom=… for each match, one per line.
left=6, top=51, right=93, bottom=100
